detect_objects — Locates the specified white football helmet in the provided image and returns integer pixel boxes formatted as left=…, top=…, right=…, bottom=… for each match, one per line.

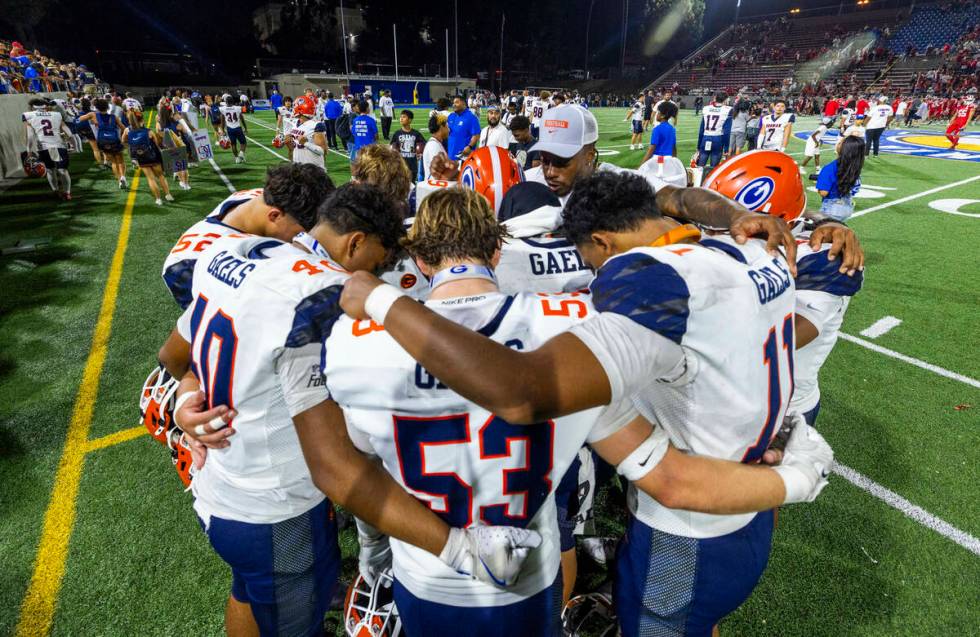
left=344, top=570, right=401, bottom=637
left=139, top=364, right=180, bottom=445
left=561, top=592, right=617, bottom=637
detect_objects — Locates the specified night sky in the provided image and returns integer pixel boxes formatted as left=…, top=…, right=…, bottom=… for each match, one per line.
left=1, top=0, right=911, bottom=81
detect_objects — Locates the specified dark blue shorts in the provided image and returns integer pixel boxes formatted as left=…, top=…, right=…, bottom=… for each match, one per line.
left=554, top=454, right=583, bottom=552
left=393, top=571, right=562, bottom=637
left=615, top=510, right=774, bottom=637
left=199, top=499, right=340, bottom=637
left=803, top=401, right=821, bottom=427
left=226, top=127, right=247, bottom=145
left=632, top=120, right=644, bottom=135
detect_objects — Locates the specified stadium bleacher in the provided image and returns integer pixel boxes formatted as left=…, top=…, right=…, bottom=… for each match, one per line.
left=887, top=1, right=980, bottom=53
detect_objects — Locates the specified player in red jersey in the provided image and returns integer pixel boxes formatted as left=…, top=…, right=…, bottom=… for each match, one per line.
left=946, top=96, right=976, bottom=149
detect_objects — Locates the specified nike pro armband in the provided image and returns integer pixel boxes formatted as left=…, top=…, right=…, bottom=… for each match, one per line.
left=616, top=428, right=670, bottom=482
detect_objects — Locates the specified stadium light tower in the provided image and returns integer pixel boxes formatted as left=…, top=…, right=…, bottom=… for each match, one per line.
left=340, top=0, right=350, bottom=75
left=585, top=0, right=596, bottom=78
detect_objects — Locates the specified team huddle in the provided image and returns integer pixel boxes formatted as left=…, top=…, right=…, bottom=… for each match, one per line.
left=138, top=103, right=867, bottom=637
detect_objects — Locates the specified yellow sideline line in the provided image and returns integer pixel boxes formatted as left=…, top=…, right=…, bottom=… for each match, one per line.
left=15, top=168, right=144, bottom=637
left=83, top=426, right=146, bottom=453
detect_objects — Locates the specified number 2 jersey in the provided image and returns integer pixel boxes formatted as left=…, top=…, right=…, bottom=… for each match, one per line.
left=23, top=109, right=66, bottom=150
left=176, top=234, right=347, bottom=525
left=326, top=292, right=621, bottom=607
left=568, top=236, right=796, bottom=538
left=162, top=189, right=264, bottom=309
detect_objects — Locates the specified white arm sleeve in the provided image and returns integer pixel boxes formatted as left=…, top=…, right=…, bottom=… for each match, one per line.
left=795, top=290, right=844, bottom=336
left=275, top=342, right=331, bottom=417
left=176, top=303, right=194, bottom=341
left=569, top=312, right=687, bottom=404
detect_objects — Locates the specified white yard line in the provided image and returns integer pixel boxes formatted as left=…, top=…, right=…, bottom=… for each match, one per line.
left=830, top=332, right=980, bottom=554
left=832, top=463, right=980, bottom=557
left=244, top=135, right=288, bottom=161
left=208, top=158, right=235, bottom=193
left=246, top=116, right=350, bottom=160
left=859, top=316, right=902, bottom=339
left=851, top=174, right=980, bottom=219
left=838, top=332, right=980, bottom=389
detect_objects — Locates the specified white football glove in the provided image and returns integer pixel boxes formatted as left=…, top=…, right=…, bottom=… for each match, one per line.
left=355, top=519, right=392, bottom=588
left=439, top=526, right=542, bottom=587
left=773, top=415, right=834, bottom=504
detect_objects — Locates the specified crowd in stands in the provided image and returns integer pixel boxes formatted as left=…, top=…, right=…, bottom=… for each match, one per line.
left=0, top=39, right=101, bottom=95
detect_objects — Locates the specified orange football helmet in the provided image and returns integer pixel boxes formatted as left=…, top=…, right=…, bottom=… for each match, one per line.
left=218, top=135, right=232, bottom=150
left=167, top=429, right=197, bottom=488
left=271, top=134, right=285, bottom=148
left=140, top=365, right=179, bottom=445
left=702, top=149, right=806, bottom=222
left=344, top=570, right=401, bottom=637
left=293, top=96, right=316, bottom=118
left=459, top=146, right=524, bottom=214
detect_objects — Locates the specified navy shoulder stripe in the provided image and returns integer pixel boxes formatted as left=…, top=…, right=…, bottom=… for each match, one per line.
left=590, top=253, right=690, bottom=344
left=521, top=237, right=573, bottom=249
left=285, top=285, right=344, bottom=348
left=796, top=250, right=863, bottom=297
left=163, top=259, right=196, bottom=309
left=699, top=238, right=748, bottom=264
left=477, top=295, right=515, bottom=338
left=247, top=239, right=284, bottom=259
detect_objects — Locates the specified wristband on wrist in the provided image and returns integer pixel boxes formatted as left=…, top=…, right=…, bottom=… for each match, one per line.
left=772, top=464, right=810, bottom=504
left=364, top=284, right=407, bottom=324
left=173, top=391, right=195, bottom=430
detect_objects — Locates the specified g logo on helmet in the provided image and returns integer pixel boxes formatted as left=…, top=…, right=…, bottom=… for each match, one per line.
left=460, top=164, right=476, bottom=190
left=735, top=177, right=775, bottom=212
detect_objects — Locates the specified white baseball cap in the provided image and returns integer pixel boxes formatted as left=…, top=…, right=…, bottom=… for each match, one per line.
left=531, top=105, right=599, bottom=158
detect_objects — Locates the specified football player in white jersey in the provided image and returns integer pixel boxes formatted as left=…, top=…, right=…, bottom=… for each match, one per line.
left=286, top=96, right=328, bottom=171
left=122, top=92, right=142, bottom=112
left=168, top=184, right=541, bottom=636
left=339, top=171, right=839, bottom=637
left=704, top=153, right=865, bottom=427
left=22, top=98, right=74, bottom=199
left=324, top=187, right=807, bottom=635
left=624, top=94, right=645, bottom=150
left=529, top=90, right=551, bottom=138
left=219, top=95, right=248, bottom=163
left=696, top=91, right=733, bottom=170
left=757, top=98, right=794, bottom=151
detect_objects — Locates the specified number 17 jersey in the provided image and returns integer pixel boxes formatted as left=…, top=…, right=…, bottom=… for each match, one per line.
left=325, top=291, right=618, bottom=607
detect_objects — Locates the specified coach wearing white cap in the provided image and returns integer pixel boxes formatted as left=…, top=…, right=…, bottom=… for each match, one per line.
left=525, top=104, right=601, bottom=206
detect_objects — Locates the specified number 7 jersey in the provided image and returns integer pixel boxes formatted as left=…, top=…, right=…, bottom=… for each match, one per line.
left=325, top=291, right=616, bottom=607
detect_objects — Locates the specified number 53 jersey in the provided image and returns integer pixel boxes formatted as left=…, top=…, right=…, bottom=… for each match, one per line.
left=176, top=234, right=349, bottom=526
left=573, top=236, right=797, bottom=539
left=325, top=292, right=618, bottom=607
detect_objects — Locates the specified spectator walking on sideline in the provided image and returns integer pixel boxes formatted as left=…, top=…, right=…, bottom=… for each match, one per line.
left=864, top=96, right=893, bottom=157
left=817, top=134, right=864, bottom=221
left=322, top=91, right=342, bottom=149
left=378, top=90, right=394, bottom=140
left=122, top=110, right=172, bottom=205
left=447, top=95, right=481, bottom=161
left=78, top=97, right=127, bottom=189
left=351, top=100, right=378, bottom=162
left=478, top=104, right=511, bottom=149
left=390, top=110, right=425, bottom=181
left=422, top=113, right=449, bottom=180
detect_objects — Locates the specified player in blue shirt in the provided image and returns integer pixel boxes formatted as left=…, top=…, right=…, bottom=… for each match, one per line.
left=351, top=100, right=378, bottom=161
left=640, top=101, right=678, bottom=165
left=816, top=135, right=864, bottom=221
left=447, top=95, right=482, bottom=160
